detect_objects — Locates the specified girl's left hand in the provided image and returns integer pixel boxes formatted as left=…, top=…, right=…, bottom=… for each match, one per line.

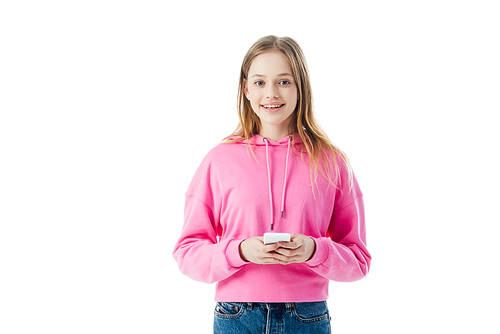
left=271, top=233, right=316, bottom=264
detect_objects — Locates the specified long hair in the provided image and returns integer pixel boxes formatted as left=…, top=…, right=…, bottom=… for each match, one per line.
left=223, top=35, right=352, bottom=193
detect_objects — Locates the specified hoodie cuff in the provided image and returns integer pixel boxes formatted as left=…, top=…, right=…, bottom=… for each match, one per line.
left=225, top=239, right=249, bottom=268
left=306, top=237, right=329, bottom=267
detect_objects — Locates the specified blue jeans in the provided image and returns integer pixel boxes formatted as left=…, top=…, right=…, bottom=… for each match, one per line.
left=213, top=301, right=331, bottom=334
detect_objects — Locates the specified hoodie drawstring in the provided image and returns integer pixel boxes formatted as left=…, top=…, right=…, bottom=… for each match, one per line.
left=263, top=138, right=274, bottom=230
left=263, top=136, right=292, bottom=230
left=281, top=136, right=291, bottom=218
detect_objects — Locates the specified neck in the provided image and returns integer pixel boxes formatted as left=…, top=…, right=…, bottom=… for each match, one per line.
left=258, top=126, right=291, bottom=142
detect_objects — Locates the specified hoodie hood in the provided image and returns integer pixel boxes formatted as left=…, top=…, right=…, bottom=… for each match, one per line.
left=228, top=133, right=303, bottom=147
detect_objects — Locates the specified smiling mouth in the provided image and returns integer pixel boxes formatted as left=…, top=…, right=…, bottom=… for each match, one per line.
left=261, top=103, right=285, bottom=112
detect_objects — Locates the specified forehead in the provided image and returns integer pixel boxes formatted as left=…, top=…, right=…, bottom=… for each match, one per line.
left=248, top=51, right=293, bottom=77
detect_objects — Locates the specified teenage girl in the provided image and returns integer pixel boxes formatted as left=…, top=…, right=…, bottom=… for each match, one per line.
left=173, top=35, right=371, bottom=334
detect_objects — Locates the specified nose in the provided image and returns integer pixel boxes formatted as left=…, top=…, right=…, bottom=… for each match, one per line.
left=265, top=85, right=279, bottom=99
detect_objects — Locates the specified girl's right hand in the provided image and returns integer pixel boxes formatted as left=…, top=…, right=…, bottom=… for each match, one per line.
left=239, top=237, right=280, bottom=264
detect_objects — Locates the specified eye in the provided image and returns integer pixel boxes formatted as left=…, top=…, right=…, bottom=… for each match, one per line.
left=279, top=80, right=291, bottom=85
left=254, top=81, right=265, bottom=86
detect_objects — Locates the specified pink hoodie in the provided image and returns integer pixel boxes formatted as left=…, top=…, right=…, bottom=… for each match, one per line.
left=173, top=134, right=371, bottom=302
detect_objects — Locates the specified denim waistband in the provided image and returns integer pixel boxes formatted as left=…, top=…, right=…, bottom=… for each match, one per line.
left=243, top=301, right=326, bottom=311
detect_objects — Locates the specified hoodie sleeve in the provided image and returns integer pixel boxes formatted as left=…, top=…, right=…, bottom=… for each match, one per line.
left=172, top=150, right=248, bottom=284
left=306, top=165, right=371, bottom=282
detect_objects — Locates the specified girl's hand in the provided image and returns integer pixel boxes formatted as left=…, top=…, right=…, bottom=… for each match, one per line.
left=239, top=237, right=281, bottom=264
left=272, top=234, right=316, bottom=264
left=239, top=234, right=316, bottom=265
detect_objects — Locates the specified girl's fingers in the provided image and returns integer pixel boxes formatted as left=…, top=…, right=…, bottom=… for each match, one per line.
left=277, top=241, right=299, bottom=249
left=256, top=255, right=281, bottom=264
left=271, top=252, right=297, bottom=262
left=273, top=247, right=301, bottom=257
left=271, top=254, right=301, bottom=264
left=278, top=235, right=304, bottom=249
left=262, top=242, right=280, bottom=253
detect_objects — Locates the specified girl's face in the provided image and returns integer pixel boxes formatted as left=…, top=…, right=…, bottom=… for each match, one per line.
left=244, top=50, right=298, bottom=137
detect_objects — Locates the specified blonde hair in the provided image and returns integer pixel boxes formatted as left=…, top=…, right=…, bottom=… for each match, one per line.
left=223, top=35, right=352, bottom=193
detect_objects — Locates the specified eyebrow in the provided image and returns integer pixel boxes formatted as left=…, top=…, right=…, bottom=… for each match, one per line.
left=251, top=73, right=293, bottom=78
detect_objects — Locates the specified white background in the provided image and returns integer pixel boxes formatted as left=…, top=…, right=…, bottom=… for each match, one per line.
left=1, top=1, right=499, bottom=333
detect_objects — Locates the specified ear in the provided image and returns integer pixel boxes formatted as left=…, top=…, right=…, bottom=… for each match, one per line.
left=243, top=79, right=249, bottom=100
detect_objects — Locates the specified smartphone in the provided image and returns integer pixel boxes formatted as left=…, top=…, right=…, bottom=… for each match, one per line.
left=263, top=233, right=291, bottom=244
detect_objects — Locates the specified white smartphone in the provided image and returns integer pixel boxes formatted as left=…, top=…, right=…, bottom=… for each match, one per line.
left=263, top=233, right=291, bottom=244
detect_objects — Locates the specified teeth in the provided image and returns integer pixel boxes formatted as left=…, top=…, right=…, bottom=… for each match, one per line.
left=263, top=104, right=283, bottom=108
